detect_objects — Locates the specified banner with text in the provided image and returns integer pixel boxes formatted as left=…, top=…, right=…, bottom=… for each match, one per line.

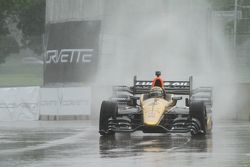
left=44, top=20, right=101, bottom=84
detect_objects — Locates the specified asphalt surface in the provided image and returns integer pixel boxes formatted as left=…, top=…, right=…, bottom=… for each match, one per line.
left=0, top=120, right=250, bottom=167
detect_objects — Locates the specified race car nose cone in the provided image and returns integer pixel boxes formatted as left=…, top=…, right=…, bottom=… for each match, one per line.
left=142, top=98, right=166, bottom=126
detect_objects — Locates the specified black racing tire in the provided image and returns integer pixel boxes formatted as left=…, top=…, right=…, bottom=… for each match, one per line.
left=99, top=101, right=118, bottom=136
left=190, top=101, right=207, bottom=136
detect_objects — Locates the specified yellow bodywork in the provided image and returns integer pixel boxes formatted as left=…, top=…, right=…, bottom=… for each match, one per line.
left=141, top=97, right=174, bottom=126
left=139, top=86, right=212, bottom=133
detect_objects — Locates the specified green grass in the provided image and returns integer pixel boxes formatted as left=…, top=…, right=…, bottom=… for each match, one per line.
left=0, top=74, right=42, bottom=86
left=0, top=55, right=43, bottom=87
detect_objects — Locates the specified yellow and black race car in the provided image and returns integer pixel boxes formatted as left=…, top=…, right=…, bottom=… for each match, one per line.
left=99, top=76, right=212, bottom=136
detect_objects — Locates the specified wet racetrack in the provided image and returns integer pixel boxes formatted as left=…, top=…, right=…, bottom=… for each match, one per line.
left=0, top=120, right=250, bottom=167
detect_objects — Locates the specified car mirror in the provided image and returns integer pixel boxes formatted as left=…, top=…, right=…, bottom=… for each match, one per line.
left=130, top=96, right=140, bottom=106
left=172, top=96, right=182, bottom=101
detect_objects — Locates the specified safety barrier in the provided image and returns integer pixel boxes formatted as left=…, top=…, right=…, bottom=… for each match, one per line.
left=0, top=87, right=91, bottom=121
left=39, top=87, right=91, bottom=120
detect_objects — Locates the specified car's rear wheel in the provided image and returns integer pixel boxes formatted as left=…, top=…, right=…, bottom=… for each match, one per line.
left=190, top=101, right=207, bottom=136
left=99, top=101, right=118, bottom=136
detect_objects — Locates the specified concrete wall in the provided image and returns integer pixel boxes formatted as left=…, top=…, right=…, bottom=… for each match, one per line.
left=0, top=86, right=91, bottom=121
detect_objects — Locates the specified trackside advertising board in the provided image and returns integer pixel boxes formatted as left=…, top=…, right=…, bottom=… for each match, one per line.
left=39, top=87, right=91, bottom=116
left=0, top=87, right=91, bottom=121
left=0, top=87, right=40, bottom=121
left=44, top=20, right=101, bottom=85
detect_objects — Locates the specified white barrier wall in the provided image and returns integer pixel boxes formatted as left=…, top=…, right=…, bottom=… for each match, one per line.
left=0, top=87, right=91, bottom=121
left=0, top=87, right=40, bottom=121
left=39, top=88, right=58, bottom=116
left=39, top=87, right=91, bottom=116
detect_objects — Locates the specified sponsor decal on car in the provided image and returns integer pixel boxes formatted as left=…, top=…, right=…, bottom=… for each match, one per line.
left=135, top=81, right=189, bottom=87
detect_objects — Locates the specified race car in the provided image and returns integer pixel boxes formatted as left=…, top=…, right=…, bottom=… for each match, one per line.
left=99, top=76, right=213, bottom=136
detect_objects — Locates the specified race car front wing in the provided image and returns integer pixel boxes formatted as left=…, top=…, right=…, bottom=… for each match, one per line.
left=104, top=114, right=204, bottom=135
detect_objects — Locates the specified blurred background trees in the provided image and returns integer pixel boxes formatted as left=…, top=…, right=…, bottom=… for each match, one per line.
left=0, top=0, right=45, bottom=64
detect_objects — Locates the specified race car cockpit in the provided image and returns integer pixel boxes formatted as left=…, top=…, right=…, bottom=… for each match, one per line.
left=149, top=87, right=164, bottom=98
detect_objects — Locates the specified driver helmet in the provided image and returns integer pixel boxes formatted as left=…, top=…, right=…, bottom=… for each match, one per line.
left=149, top=86, right=163, bottom=98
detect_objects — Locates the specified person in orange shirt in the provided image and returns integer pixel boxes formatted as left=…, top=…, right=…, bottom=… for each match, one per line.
left=152, top=71, right=168, bottom=99
left=152, top=71, right=164, bottom=88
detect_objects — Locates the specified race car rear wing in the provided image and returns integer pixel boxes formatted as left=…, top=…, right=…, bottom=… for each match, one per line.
left=113, top=76, right=213, bottom=108
left=113, top=76, right=212, bottom=107
left=132, top=76, right=193, bottom=96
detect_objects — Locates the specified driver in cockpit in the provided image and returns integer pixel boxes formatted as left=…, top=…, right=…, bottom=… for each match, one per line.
left=152, top=71, right=168, bottom=99
left=149, top=86, right=164, bottom=98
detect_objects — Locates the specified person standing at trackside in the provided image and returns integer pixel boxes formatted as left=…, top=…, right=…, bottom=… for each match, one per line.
left=152, top=71, right=164, bottom=88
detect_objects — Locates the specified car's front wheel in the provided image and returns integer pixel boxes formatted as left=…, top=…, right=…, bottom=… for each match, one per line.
left=190, top=101, right=207, bottom=136
left=99, top=101, right=118, bottom=136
